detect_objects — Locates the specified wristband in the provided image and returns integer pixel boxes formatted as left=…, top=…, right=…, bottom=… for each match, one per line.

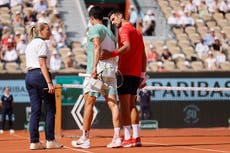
left=111, top=50, right=119, bottom=57
left=141, top=72, right=146, bottom=78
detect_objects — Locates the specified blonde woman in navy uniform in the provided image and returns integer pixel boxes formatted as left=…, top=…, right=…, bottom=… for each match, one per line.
left=25, top=22, right=62, bottom=150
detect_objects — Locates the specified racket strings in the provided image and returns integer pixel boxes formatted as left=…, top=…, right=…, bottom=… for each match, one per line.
left=96, top=66, right=123, bottom=89
left=116, top=69, right=124, bottom=88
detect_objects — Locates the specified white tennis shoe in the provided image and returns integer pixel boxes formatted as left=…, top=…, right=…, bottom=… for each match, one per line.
left=9, top=129, right=15, bottom=134
left=46, top=140, right=63, bottom=149
left=30, top=142, right=45, bottom=150
left=107, top=138, right=122, bottom=148
left=71, top=136, right=90, bottom=149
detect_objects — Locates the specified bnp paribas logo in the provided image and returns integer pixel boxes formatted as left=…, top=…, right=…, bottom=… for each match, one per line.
left=183, top=104, right=200, bottom=124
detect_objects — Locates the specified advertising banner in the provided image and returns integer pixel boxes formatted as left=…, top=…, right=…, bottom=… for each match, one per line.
left=148, top=78, right=230, bottom=101
left=55, top=75, right=83, bottom=105
left=0, top=80, right=30, bottom=102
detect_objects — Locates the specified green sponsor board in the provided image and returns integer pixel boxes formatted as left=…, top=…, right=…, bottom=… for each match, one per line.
left=139, top=120, right=158, bottom=130
left=55, top=76, right=83, bottom=105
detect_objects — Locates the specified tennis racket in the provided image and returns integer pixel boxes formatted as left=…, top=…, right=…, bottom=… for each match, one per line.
left=78, top=67, right=124, bottom=89
left=115, top=69, right=123, bottom=88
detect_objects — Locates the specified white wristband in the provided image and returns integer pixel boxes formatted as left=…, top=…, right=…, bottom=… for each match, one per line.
left=141, top=72, right=146, bottom=78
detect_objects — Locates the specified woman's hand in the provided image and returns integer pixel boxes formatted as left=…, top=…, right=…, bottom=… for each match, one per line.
left=47, top=83, right=55, bottom=94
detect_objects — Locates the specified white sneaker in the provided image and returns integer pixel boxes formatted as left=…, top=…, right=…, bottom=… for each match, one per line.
left=0, top=130, right=4, bottom=134
left=71, top=136, right=90, bottom=149
left=46, top=140, right=63, bottom=149
left=107, top=138, right=122, bottom=148
left=30, top=142, right=45, bottom=150
left=9, top=129, right=15, bottom=134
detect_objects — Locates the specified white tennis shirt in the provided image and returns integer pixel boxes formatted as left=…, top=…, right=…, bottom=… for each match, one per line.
left=25, top=38, right=51, bottom=70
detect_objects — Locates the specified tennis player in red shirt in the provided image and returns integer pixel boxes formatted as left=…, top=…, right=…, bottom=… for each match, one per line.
left=101, top=9, right=147, bottom=147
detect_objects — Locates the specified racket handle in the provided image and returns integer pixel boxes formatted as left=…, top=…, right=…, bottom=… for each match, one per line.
left=140, top=75, right=149, bottom=86
left=78, top=73, right=91, bottom=77
left=43, top=86, right=62, bottom=91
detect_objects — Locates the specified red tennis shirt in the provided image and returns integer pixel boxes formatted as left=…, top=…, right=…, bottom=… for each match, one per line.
left=118, top=22, right=144, bottom=77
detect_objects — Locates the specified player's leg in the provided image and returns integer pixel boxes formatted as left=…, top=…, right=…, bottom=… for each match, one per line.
left=130, top=95, right=142, bottom=147
left=119, top=94, right=133, bottom=147
left=72, top=77, right=99, bottom=149
left=71, top=93, right=96, bottom=149
left=117, top=76, right=135, bottom=147
left=106, top=94, right=120, bottom=135
left=105, top=93, right=122, bottom=148
left=82, top=93, right=96, bottom=132
left=130, top=95, right=139, bottom=124
left=130, top=76, right=142, bottom=147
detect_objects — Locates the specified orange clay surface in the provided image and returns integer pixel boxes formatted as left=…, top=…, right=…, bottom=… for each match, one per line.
left=0, top=128, right=230, bottom=153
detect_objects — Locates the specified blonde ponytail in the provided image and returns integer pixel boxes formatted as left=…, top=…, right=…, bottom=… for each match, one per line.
left=28, top=22, right=49, bottom=42
left=28, top=25, right=37, bottom=42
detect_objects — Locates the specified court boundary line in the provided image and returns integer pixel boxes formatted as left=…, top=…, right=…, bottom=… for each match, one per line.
left=144, top=142, right=230, bottom=153
left=5, top=131, right=230, bottom=153
left=12, top=133, right=95, bottom=153
left=64, top=146, right=94, bottom=153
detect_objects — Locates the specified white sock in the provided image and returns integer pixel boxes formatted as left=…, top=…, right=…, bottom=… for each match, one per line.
left=123, top=125, right=131, bottom=140
left=132, top=124, right=140, bottom=138
left=113, top=127, right=120, bottom=139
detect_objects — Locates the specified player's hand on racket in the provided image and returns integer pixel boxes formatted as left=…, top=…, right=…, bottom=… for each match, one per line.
left=100, top=49, right=112, bottom=60
left=139, top=74, right=149, bottom=89
left=91, top=67, right=98, bottom=79
left=139, top=81, right=147, bottom=89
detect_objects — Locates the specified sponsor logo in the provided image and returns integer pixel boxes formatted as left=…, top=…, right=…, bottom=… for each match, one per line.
left=183, top=104, right=200, bottom=124
left=71, top=95, right=98, bottom=129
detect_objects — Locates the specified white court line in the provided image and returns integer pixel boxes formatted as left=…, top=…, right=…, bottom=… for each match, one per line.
left=178, top=146, right=230, bottom=153
left=13, top=133, right=29, bottom=140
left=12, top=133, right=94, bottom=153
left=144, top=142, right=230, bottom=153
left=63, top=146, right=94, bottom=153
left=12, top=133, right=230, bottom=153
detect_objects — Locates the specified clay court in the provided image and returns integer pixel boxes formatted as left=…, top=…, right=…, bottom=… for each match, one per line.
left=0, top=128, right=230, bottom=153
